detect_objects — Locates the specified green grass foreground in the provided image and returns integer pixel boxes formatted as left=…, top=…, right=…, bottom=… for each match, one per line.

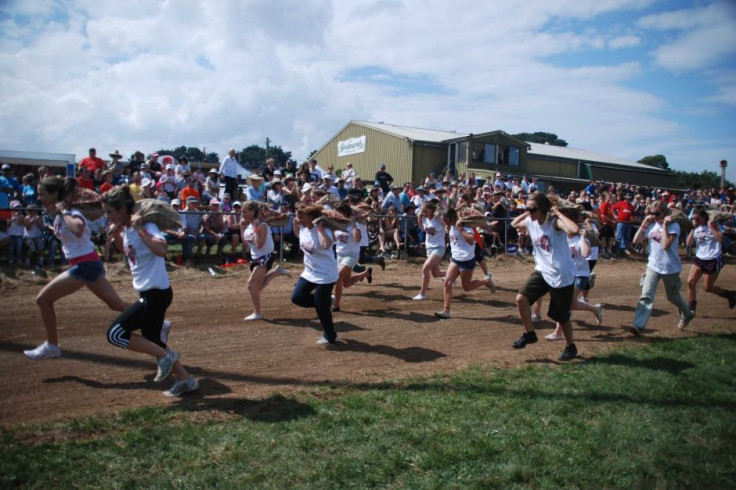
left=3, top=336, right=736, bottom=489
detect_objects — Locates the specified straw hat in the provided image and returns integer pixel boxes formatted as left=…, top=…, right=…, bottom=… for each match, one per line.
left=247, top=174, right=264, bottom=185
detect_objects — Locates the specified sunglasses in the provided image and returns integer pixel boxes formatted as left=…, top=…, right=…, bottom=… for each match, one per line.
left=649, top=212, right=662, bottom=216
left=527, top=207, right=539, bottom=213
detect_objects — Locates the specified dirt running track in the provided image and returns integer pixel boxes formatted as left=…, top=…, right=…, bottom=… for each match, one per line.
left=1, top=254, right=734, bottom=426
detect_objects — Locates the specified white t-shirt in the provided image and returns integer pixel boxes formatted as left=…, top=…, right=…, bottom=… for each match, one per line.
left=587, top=223, right=599, bottom=261
left=123, top=223, right=170, bottom=292
left=693, top=225, right=721, bottom=261
left=449, top=226, right=475, bottom=262
left=356, top=221, right=370, bottom=247
left=242, top=222, right=274, bottom=259
left=567, top=234, right=590, bottom=278
left=423, top=215, right=445, bottom=248
left=23, top=217, right=43, bottom=239
left=525, top=216, right=574, bottom=288
left=645, top=221, right=682, bottom=274
left=335, top=225, right=360, bottom=256
left=8, top=215, right=24, bottom=237
left=299, top=226, right=339, bottom=284
left=54, top=209, right=95, bottom=260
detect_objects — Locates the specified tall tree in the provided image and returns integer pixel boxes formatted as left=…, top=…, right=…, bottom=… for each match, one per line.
left=239, top=144, right=292, bottom=170
left=638, top=154, right=670, bottom=170
left=511, top=132, right=568, bottom=147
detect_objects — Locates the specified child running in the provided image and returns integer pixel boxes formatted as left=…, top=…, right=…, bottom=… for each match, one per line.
left=101, top=186, right=198, bottom=396
left=240, top=201, right=291, bottom=321
left=413, top=201, right=446, bottom=300
left=332, top=202, right=372, bottom=312
left=434, top=208, right=494, bottom=319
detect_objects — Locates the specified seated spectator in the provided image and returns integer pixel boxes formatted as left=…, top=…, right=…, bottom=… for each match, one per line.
left=180, top=176, right=201, bottom=203
left=224, top=200, right=244, bottom=263
left=202, top=199, right=228, bottom=261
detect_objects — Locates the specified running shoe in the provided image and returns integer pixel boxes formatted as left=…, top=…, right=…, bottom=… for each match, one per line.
left=366, top=267, right=373, bottom=284
left=434, top=311, right=451, bottom=319
left=486, top=273, right=496, bottom=293
left=545, top=332, right=564, bottom=341
left=23, top=341, right=61, bottom=360
left=558, top=343, right=578, bottom=361
left=163, top=376, right=199, bottom=397
left=376, top=256, right=386, bottom=271
left=531, top=313, right=542, bottom=322
left=275, top=265, right=291, bottom=277
left=628, top=326, right=643, bottom=337
left=512, top=331, right=538, bottom=349
left=677, top=313, right=694, bottom=330
left=316, top=335, right=339, bottom=345
left=244, top=313, right=263, bottom=321
left=154, top=349, right=180, bottom=382
left=594, top=304, right=603, bottom=325
left=413, top=293, right=427, bottom=301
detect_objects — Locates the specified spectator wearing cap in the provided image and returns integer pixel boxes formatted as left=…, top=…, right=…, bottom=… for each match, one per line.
left=219, top=149, right=240, bottom=200
left=203, top=168, right=221, bottom=203
left=245, top=174, right=265, bottom=202
left=77, top=148, right=106, bottom=174
left=140, top=176, right=155, bottom=199
left=374, top=163, right=393, bottom=195
left=411, top=186, right=429, bottom=209
left=180, top=176, right=201, bottom=204
left=424, top=172, right=440, bottom=190
left=341, top=162, right=356, bottom=190
left=322, top=174, right=340, bottom=199
left=381, top=183, right=402, bottom=212
left=493, top=172, right=505, bottom=189
left=147, top=153, right=162, bottom=174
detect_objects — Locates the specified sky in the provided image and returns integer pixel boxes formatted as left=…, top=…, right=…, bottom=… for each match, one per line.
left=1, top=0, right=735, bottom=183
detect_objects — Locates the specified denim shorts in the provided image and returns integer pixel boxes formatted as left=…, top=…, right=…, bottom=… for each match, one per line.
left=69, top=260, right=105, bottom=283
left=427, top=245, right=445, bottom=258
left=574, top=275, right=591, bottom=291
left=451, top=257, right=476, bottom=272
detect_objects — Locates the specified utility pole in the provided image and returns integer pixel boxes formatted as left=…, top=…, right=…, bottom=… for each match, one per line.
left=265, top=137, right=270, bottom=158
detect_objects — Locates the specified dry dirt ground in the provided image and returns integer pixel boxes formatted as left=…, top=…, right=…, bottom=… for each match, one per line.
left=1, top=254, right=734, bottom=427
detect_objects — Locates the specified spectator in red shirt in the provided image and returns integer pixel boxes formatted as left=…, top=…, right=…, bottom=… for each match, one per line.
left=612, top=193, right=635, bottom=256
left=598, top=192, right=616, bottom=257
left=180, top=177, right=201, bottom=203
left=76, top=167, right=95, bottom=191
left=99, top=171, right=114, bottom=194
left=77, top=148, right=106, bottom=174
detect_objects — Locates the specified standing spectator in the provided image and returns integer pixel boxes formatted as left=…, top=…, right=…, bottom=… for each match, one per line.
left=613, top=193, right=635, bottom=256
left=219, top=149, right=240, bottom=200
left=630, top=201, right=693, bottom=335
left=23, top=203, right=45, bottom=268
left=322, top=175, right=340, bottom=199
left=21, top=173, right=37, bottom=204
left=7, top=201, right=24, bottom=265
left=598, top=192, right=616, bottom=257
left=341, top=162, right=356, bottom=190
left=108, top=150, right=125, bottom=175
left=181, top=196, right=205, bottom=263
left=308, top=158, right=325, bottom=183
left=77, top=148, right=106, bottom=174
left=374, top=163, right=393, bottom=195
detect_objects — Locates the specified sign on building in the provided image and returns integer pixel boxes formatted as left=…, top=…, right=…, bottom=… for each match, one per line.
left=337, top=136, right=366, bottom=157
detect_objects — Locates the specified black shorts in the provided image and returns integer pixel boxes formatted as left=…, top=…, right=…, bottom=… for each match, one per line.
left=249, top=253, right=274, bottom=272
left=519, top=271, right=574, bottom=323
left=599, top=225, right=614, bottom=239
left=474, top=243, right=486, bottom=263
left=692, top=256, right=723, bottom=275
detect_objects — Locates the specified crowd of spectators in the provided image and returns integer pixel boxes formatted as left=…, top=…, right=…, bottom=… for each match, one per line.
left=1, top=147, right=735, bottom=269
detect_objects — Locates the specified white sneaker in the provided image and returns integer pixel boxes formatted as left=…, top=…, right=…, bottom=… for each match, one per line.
left=486, top=274, right=496, bottom=293
left=274, top=265, right=291, bottom=277
left=579, top=296, right=589, bottom=304
left=24, top=341, right=61, bottom=360
left=244, top=313, right=263, bottom=321
left=413, top=293, right=427, bottom=301
left=331, top=295, right=336, bottom=303
left=594, top=304, right=603, bottom=325
left=531, top=313, right=542, bottom=322
left=163, top=376, right=199, bottom=397
left=160, top=320, right=172, bottom=344
left=545, top=332, right=564, bottom=341
left=316, top=335, right=339, bottom=345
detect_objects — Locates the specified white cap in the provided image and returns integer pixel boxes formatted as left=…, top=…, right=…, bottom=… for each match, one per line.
left=302, top=183, right=313, bottom=192
left=141, top=177, right=152, bottom=187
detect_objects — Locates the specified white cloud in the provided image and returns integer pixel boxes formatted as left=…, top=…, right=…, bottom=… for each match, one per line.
left=0, top=0, right=733, bottom=184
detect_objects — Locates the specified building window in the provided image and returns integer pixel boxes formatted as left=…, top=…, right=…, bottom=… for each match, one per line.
left=457, top=142, right=467, bottom=163
left=509, top=147, right=520, bottom=167
left=484, top=144, right=496, bottom=164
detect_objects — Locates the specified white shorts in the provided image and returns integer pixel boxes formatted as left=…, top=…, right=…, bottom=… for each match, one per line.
left=427, top=245, right=446, bottom=258
left=337, top=253, right=359, bottom=268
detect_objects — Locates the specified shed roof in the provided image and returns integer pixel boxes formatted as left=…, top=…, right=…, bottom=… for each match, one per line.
left=527, top=143, right=666, bottom=173
left=0, top=150, right=76, bottom=168
left=354, top=120, right=466, bottom=143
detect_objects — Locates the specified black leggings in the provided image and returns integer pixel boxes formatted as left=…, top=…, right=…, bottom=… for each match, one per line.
left=291, top=277, right=336, bottom=341
left=107, top=287, right=173, bottom=349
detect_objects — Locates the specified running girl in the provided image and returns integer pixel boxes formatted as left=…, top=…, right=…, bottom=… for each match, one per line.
left=413, top=201, right=446, bottom=301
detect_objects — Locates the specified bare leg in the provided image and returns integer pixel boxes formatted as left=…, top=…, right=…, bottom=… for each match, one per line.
left=459, top=269, right=490, bottom=292
left=686, top=265, right=702, bottom=305
left=86, top=277, right=128, bottom=312
left=36, top=271, right=86, bottom=345
left=516, top=293, right=535, bottom=333
left=247, top=266, right=268, bottom=315
left=441, top=263, right=461, bottom=313
left=419, top=253, right=443, bottom=295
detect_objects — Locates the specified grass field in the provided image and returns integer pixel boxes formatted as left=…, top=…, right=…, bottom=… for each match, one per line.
left=2, top=334, right=735, bottom=488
